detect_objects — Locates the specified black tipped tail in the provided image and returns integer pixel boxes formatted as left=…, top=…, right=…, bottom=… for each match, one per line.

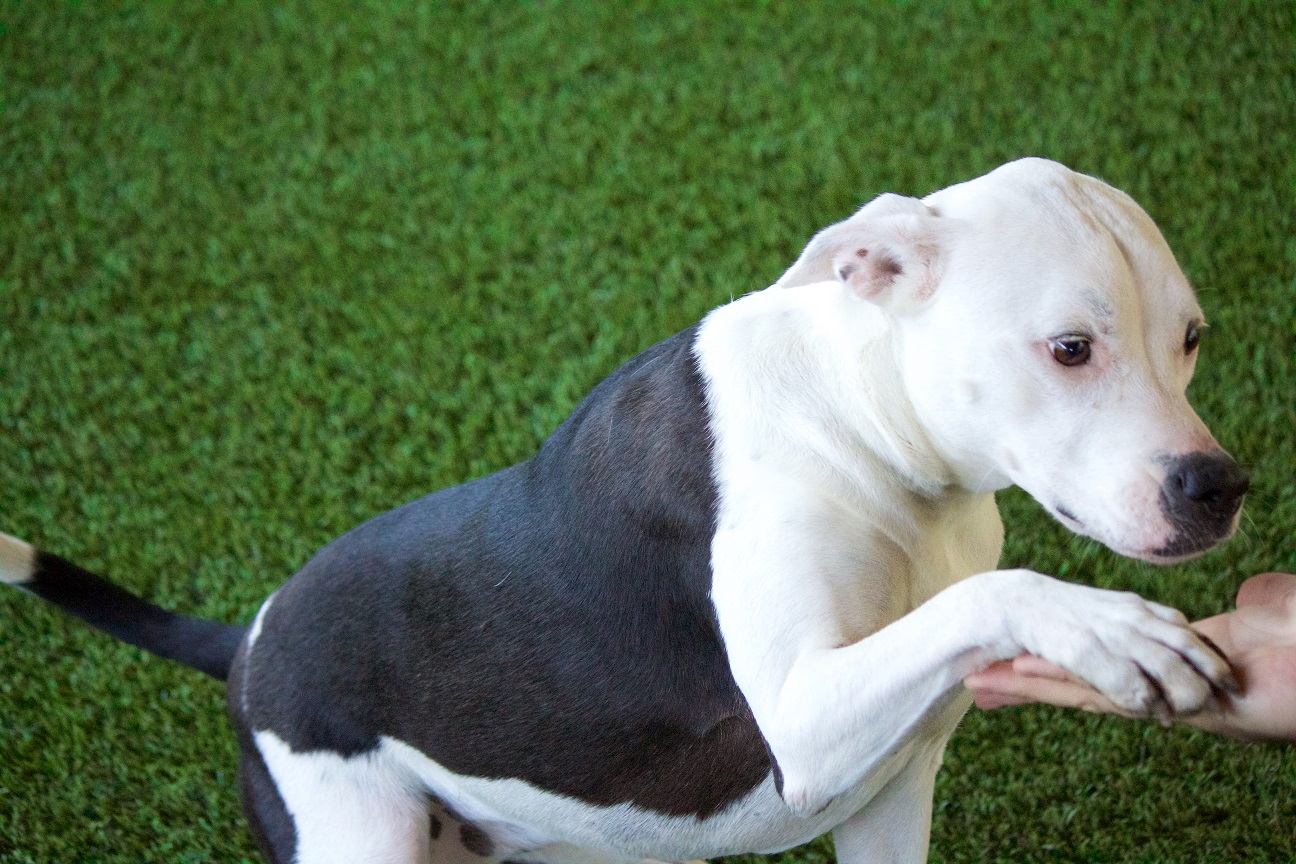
left=2, top=534, right=247, bottom=681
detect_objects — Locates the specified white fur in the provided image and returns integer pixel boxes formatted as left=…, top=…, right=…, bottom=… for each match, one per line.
left=246, top=590, right=276, bottom=650
left=0, top=532, right=35, bottom=586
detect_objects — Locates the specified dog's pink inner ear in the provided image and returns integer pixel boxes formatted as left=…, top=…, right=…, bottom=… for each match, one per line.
left=834, top=247, right=904, bottom=299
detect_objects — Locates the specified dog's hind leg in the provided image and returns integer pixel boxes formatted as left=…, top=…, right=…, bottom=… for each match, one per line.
left=251, top=730, right=434, bottom=864
left=238, top=737, right=299, bottom=864
left=239, top=734, right=518, bottom=864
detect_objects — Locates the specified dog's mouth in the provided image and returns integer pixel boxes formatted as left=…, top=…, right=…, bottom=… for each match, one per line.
left=1053, top=503, right=1085, bottom=529
left=1147, top=511, right=1243, bottom=563
left=1047, top=500, right=1238, bottom=565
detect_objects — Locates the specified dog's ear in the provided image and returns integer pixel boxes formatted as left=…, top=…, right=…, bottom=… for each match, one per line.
left=773, top=193, right=946, bottom=311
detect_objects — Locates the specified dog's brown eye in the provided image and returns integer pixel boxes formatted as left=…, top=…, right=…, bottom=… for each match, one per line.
left=1049, top=336, right=1091, bottom=367
left=1184, top=324, right=1201, bottom=354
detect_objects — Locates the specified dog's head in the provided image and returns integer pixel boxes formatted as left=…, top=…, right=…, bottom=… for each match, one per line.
left=776, top=158, right=1246, bottom=563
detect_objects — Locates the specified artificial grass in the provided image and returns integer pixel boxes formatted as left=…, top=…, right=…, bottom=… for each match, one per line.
left=0, top=1, right=1292, bottom=862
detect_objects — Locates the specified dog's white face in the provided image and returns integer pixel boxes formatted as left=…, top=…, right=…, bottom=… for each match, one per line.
left=777, top=158, right=1246, bottom=563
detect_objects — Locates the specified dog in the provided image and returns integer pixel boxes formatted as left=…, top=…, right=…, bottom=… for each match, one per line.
left=1, top=158, right=1249, bottom=864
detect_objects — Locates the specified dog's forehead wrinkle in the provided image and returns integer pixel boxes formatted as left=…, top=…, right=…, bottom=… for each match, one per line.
left=936, top=168, right=1181, bottom=328
left=1074, top=183, right=1200, bottom=328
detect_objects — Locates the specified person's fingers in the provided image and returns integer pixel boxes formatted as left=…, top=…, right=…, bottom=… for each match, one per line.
left=1236, top=572, right=1296, bottom=609
left=965, top=662, right=1030, bottom=708
left=1189, top=614, right=1231, bottom=650
left=966, top=661, right=1124, bottom=713
left=1010, top=653, right=1083, bottom=681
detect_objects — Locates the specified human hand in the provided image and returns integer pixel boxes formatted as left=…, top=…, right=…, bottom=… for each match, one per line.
left=964, top=573, right=1296, bottom=742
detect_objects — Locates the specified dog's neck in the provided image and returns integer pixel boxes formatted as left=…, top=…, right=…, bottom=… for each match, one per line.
left=696, top=281, right=958, bottom=503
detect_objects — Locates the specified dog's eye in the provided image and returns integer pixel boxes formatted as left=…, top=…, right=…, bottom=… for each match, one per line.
left=1184, top=324, right=1202, bottom=354
left=1049, top=336, right=1091, bottom=367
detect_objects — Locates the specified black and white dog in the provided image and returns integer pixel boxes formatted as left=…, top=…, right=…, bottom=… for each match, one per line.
left=2, top=158, right=1248, bottom=864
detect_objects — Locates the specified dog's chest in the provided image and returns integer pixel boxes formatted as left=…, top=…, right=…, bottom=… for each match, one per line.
left=909, top=491, right=1005, bottom=606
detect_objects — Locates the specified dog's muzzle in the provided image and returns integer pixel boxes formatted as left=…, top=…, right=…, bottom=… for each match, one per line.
left=1154, top=450, right=1249, bottom=557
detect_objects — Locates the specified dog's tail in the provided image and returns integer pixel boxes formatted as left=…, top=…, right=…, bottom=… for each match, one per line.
left=0, top=531, right=247, bottom=680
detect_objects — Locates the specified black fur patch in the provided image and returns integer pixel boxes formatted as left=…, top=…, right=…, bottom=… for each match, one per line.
left=459, top=822, right=494, bottom=857
left=241, top=326, right=772, bottom=818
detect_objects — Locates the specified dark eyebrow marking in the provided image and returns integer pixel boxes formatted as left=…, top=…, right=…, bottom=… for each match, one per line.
left=1077, top=293, right=1116, bottom=335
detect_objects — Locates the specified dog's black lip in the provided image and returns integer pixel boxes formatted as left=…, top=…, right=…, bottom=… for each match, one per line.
left=1151, top=528, right=1228, bottom=559
left=1055, top=503, right=1083, bottom=527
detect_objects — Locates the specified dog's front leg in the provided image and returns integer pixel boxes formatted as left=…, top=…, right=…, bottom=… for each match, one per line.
left=830, top=736, right=949, bottom=864
left=712, top=513, right=1235, bottom=818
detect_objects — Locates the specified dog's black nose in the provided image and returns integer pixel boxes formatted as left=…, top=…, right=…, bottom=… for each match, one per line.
left=1156, top=450, right=1249, bottom=557
left=1165, top=450, right=1250, bottom=515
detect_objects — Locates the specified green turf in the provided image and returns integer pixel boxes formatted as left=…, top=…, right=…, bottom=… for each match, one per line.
left=1, top=1, right=1293, bottom=861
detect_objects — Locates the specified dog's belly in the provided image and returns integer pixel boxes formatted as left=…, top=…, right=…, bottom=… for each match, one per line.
left=379, top=690, right=971, bottom=861
left=385, top=736, right=908, bottom=860
left=250, top=682, right=971, bottom=863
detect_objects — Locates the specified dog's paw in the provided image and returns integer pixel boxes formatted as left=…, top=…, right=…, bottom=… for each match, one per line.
left=986, top=569, right=1238, bottom=720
